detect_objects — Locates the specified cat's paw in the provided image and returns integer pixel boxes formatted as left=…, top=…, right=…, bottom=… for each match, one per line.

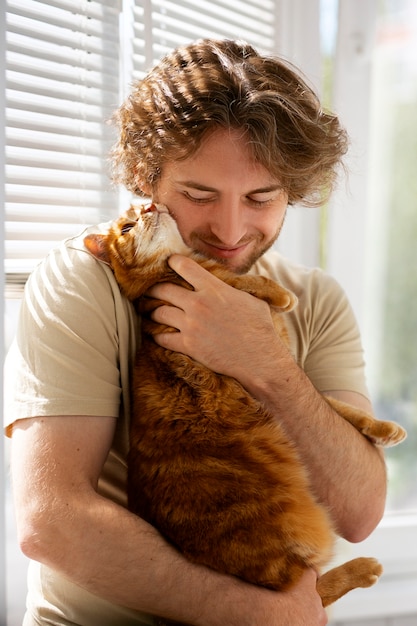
left=274, top=288, right=298, bottom=312
left=317, top=556, right=383, bottom=606
left=345, top=557, right=383, bottom=588
left=362, top=420, right=407, bottom=447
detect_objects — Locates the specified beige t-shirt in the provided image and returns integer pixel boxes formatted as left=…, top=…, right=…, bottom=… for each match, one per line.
left=4, top=226, right=369, bottom=626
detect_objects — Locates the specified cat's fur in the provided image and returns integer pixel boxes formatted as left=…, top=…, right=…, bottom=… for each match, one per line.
left=85, top=203, right=406, bottom=621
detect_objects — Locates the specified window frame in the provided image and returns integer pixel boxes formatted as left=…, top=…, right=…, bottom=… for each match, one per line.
left=325, top=0, right=417, bottom=619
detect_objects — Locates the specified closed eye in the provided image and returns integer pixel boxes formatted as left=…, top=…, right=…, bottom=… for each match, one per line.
left=183, top=191, right=215, bottom=204
left=247, top=191, right=282, bottom=207
left=121, top=223, right=136, bottom=234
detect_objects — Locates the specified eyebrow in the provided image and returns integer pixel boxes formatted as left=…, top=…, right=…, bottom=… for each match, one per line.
left=177, top=180, right=283, bottom=194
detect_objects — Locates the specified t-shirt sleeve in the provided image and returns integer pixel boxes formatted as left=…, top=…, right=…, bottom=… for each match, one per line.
left=301, top=271, right=370, bottom=398
left=4, top=239, right=124, bottom=435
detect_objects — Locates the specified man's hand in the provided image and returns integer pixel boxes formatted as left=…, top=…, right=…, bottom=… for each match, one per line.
left=280, top=569, right=328, bottom=626
left=147, top=254, right=285, bottom=384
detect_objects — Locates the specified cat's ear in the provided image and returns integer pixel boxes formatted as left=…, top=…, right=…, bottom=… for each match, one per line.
left=84, top=233, right=110, bottom=263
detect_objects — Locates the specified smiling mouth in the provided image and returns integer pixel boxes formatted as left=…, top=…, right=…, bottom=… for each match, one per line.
left=201, top=241, right=250, bottom=259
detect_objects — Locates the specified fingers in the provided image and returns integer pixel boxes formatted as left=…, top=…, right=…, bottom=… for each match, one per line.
left=150, top=301, right=185, bottom=332
left=167, top=254, right=220, bottom=291
left=147, top=254, right=221, bottom=305
left=145, top=257, right=209, bottom=335
left=146, top=281, right=187, bottom=308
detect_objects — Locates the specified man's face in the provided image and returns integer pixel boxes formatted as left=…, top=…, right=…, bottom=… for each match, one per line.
left=149, top=127, right=288, bottom=273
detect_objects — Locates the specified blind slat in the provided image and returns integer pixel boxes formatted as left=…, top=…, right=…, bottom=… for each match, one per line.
left=6, top=110, right=108, bottom=138
left=6, top=71, right=118, bottom=106
left=7, top=0, right=120, bottom=21
left=6, top=204, right=105, bottom=224
left=152, top=0, right=274, bottom=28
left=7, top=1, right=119, bottom=41
left=6, top=223, right=94, bottom=241
left=7, top=51, right=118, bottom=89
left=6, top=90, right=108, bottom=122
left=6, top=166, right=110, bottom=190
left=6, top=146, right=106, bottom=172
left=7, top=32, right=119, bottom=75
left=6, top=128, right=109, bottom=155
left=6, top=184, right=115, bottom=206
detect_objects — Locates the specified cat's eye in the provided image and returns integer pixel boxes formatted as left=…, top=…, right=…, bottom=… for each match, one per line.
left=121, top=223, right=136, bottom=235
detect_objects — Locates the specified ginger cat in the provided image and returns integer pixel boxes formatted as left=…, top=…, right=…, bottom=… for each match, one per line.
left=85, top=204, right=406, bottom=623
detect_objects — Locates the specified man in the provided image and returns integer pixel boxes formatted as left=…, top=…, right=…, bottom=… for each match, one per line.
left=5, top=39, right=387, bottom=625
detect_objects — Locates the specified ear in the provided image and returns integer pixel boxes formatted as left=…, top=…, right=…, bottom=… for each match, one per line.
left=139, top=181, right=152, bottom=197
left=84, top=233, right=110, bottom=263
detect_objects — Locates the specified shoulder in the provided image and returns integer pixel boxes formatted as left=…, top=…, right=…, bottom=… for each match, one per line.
left=251, top=249, right=344, bottom=304
left=251, top=249, right=356, bottom=337
left=251, top=250, right=368, bottom=397
left=42, top=221, right=113, bottom=277
left=25, top=222, right=118, bottom=310
left=19, top=221, right=135, bottom=360
left=5, top=223, right=136, bottom=428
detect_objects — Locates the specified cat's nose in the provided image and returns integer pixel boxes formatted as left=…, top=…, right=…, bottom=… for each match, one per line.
left=143, top=203, right=157, bottom=213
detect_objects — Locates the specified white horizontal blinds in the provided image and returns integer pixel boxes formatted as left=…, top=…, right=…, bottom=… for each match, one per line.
left=5, top=0, right=121, bottom=282
left=132, top=0, right=278, bottom=80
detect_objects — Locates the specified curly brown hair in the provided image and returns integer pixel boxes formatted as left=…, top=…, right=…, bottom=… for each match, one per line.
left=110, top=39, right=348, bottom=207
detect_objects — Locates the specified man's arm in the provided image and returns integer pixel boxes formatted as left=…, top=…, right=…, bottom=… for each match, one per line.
left=245, top=368, right=387, bottom=542
left=147, top=255, right=387, bottom=542
left=11, top=414, right=327, bottom=626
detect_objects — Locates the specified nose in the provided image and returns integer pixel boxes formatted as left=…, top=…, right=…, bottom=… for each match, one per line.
left=209, top=201, right=247, bottom=247
left=143, top=203, right=157, bottom=213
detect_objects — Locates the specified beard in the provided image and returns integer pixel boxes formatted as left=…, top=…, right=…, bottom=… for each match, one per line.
left=186, top=224, right=283, bottom=275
